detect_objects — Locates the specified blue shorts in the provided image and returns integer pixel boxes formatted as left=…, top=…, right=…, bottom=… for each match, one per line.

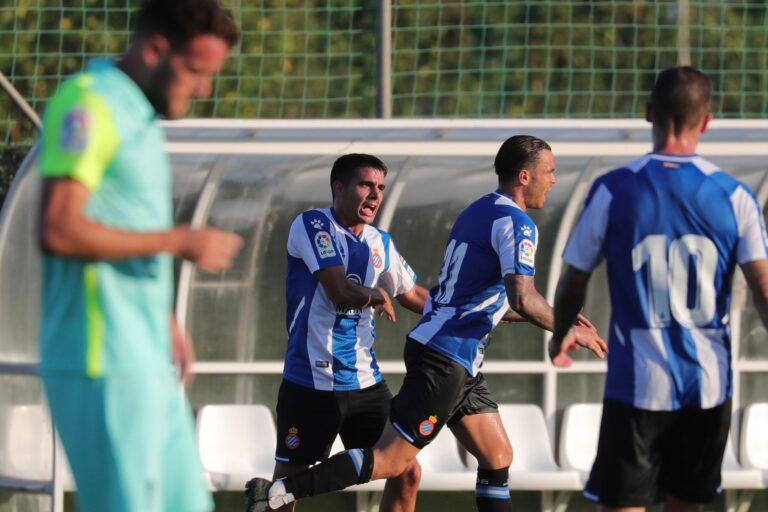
left=42, top=371, right=212, bottom=512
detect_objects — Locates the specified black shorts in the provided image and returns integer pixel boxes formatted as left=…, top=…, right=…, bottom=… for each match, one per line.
left=390, top=339, right=498, bottom=449
left=274, top=378, right=392, bottom=465
left=585, top=397, right=731, bottom=508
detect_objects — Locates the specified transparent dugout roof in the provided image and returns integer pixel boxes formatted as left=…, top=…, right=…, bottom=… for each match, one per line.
left=1, top=120, right=768, bottom=368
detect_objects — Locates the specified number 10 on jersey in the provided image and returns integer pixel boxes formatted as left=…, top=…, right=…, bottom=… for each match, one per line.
left=632, top=234, right=718, bottom=328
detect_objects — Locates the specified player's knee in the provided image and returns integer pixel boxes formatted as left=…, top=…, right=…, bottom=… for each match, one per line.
left=375, top=452, right=415, bottom=480
left=480, top=444, right=512, bottom=469
left=397, top=459, right=421, bottom=489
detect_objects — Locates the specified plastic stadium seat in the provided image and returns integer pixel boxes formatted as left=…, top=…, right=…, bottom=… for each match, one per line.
left=721, top=434, right=763, bottom=489
left=196, top=404, right=277, bottom=490
left=1, top=404, right=52, bottom=481
left=416, top=428, right=475, bottom=490
left=559, top=403, right=602, bottom=483
left=0, top=405, right=75, bottom=491
left=740, top=403, right=768, bottom=484
left=467, top=405, right=581, bottom=491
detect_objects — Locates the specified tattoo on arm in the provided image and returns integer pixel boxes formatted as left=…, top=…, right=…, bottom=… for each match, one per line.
left=503, top=274, right=555, bottom=331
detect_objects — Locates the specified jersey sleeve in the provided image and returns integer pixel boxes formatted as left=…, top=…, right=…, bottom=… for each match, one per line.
left=730, top=185, right=768, bottom=264
left=491, top=213, right=537, bottom=276
left=286, top=212, right=344, bottom=273
left=378, top=235, right=417, bottom=297
left=39, top=74, right=119, bottom=190
left=563, top=181, right=613, bottom=272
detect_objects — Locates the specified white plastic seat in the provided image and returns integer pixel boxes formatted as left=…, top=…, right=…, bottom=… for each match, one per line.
left=740, top=402, right=768, bottom=485
left=196, top=404, right=277, bottom=490
left=0, top=404, right=76, bottom=491
left=1, top=404, right=52, bottom=481
left=468, top=405, right=581, bottom=490
left=721, top=434, right=763, bottom=489
left=416, top=428, right=475, bottom=490
left=559, top=403, right=602, bottom=484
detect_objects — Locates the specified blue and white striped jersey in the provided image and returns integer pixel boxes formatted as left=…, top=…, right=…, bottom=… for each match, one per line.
left=563, top=153, right=768, bottom=411
left=409, top=191, right=538, bottom=375
left=284, top=208, right=417, bottom=391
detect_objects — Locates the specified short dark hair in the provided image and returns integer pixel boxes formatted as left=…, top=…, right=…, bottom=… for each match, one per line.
left=494, top=135, right=552, bottom=183
left=330, top=154, right=388, bottom=196
left=135, top=0, right=240, bottom=50
left=650, top=66, right=711, bottom=135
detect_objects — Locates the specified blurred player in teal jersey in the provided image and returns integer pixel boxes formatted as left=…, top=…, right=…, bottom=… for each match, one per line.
left=37, top=1, right=242, bottom=511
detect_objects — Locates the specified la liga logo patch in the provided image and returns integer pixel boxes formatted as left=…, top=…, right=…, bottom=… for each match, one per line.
left=418, top=415, right=438, bottom=437
left=518, top=239, right=535, bottom=267
left=285, top=427, right=301, bottom=450
left=314, top=231, right=337, bottom=259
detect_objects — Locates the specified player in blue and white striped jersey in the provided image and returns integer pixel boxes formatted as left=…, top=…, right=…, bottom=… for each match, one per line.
left=407, top=190, right=541, bottom=376
left=283, top=205, right=416, bottom=391
left=552, top=67, right=768, bottom=511
left=246, top=138, right=606, bottom=512
left=269, top=153, right=428, bottom=512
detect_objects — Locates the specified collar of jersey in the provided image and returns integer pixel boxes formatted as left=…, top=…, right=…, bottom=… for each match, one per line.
left=493, top=189, right=522, bottom=209
left=648, top=152, right=700, bottom=162
left=87, top=59, right=158, bottom=123
left=329, top=207, right=364, bottom=241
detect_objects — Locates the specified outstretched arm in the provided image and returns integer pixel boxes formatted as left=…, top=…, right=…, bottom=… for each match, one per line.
left=396, top=284, right=430, bottom=315
left=504, top=274, right=556, bottom=330
left=549, top=264, right=602, bottom=364
left=504, top=271, right=606, bottom=364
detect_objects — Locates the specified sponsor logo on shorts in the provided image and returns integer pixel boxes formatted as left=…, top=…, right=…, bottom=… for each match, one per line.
left=315, top=360, right=329, bottom=368
left=418, top=416, right=438, bottom=437
left=314, top=231, right=337, bottom=259
left=285, top=427, right=301, bottom=450
left=372, top=248, right=383, bottom=269
left=518, top=239, right=535, bottom=267
left=59, top=109, right=90, bottom=152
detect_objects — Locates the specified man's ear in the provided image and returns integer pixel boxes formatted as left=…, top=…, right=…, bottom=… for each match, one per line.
left=700, top=112, right=713, bottom=134
left=331, top=180, right=344, bottom=198
left=518, top=168, right=531, bottom=186
left=140, top=34, right=171, bottom=69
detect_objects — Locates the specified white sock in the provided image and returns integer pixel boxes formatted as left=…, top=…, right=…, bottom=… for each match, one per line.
left=267, top=479, right=295, bottom=510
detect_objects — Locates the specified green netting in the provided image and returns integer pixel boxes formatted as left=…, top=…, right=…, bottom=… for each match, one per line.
left=2, top=1, right=768, bottom=145
left=0, top=0, right=372, bottom=145
left=391, top=1, right=768, bottom=118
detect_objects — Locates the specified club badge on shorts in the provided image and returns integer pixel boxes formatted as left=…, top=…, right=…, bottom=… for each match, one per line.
left=418, top=415, right=438, bottom=437
left=285, top=427, right=301, bottom=450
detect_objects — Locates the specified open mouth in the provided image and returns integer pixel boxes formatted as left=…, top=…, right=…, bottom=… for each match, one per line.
left=360, top=202, right=378, bottom=217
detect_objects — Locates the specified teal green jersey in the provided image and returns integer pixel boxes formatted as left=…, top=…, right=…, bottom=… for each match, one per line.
left=39, top=59, right=174, bottom=377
